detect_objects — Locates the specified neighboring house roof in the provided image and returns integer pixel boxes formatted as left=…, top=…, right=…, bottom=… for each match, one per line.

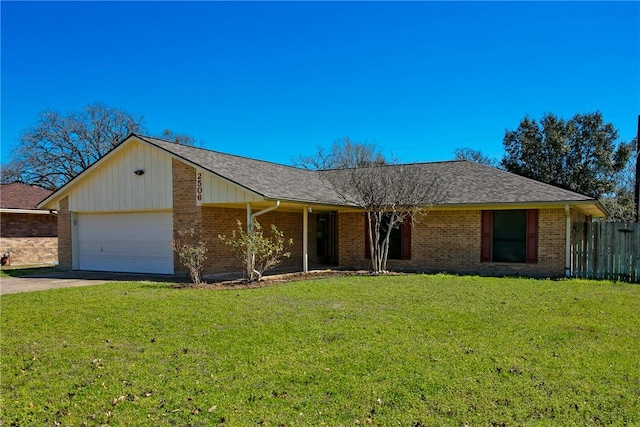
left=0, top=183, right=53, bottom=212
left=39, top=133, right=607, bottom=216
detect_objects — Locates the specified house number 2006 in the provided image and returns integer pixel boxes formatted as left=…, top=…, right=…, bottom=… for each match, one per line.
left=196, top=172, right=203, bottom=201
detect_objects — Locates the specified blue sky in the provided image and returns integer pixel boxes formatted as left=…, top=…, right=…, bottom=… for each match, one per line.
left=2, top=1, right=638, bottom=166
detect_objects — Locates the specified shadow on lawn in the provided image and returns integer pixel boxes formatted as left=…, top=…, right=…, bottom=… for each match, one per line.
left=0, top=266, right=57, bottom=278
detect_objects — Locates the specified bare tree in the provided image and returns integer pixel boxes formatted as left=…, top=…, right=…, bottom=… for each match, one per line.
left=293, top=137, right=386, bottom=170
left=0, top=160, right=25, bottom=184
left=156, top=129, right=200, bottom=147
left=12, top=103, right=144, bottom=190
left=453, top=147, right=499, bottom=167
left=314, top=139, right=445, bottom=274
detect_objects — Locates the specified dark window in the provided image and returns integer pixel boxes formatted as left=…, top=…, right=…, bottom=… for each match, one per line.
left=365, top=214, right=411, bottom=260
left=493, top=210, right=526, bottom=262
left=481, top=210, right=538, bottom=263
left=387, top=221, right=402, bottom=259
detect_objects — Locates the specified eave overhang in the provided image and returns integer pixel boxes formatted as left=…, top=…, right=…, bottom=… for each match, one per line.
left=0, top=208, right=56, bottom=215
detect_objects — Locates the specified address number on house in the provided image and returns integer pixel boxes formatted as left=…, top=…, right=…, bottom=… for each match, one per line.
left=196, top=172, right=203, bottom=202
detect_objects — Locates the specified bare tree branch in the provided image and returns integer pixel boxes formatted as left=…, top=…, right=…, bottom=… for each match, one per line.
left=309, top=138, right=445, bottom=273
left=9, top=103, right=144, bottom=190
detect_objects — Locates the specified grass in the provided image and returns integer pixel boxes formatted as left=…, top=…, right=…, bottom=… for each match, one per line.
left=1, top=274, right=638, bottom=426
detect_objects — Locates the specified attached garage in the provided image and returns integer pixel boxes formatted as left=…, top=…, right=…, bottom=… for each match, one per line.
left=76, top=212, right=173, bottom=274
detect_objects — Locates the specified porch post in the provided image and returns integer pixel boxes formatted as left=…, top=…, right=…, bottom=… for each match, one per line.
left=303, top=206, right=309, bottom=273
left=246, top=203, right=252, bottom=232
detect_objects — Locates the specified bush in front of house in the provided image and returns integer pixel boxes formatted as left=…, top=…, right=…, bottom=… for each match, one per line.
left=173, top=228, right=207, bottom=285
left=219, top=219, right=293, bottom=282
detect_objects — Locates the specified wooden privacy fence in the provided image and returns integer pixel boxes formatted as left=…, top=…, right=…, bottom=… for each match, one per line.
left=572, top=221, right=640, bottom=282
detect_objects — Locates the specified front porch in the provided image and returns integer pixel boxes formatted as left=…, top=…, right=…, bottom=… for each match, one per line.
left=198, top=202, right=341, bottom=276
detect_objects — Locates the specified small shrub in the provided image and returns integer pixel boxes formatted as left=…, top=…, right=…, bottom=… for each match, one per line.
left=219, top=220, right=293, bottom=282
left=173, top=228, right=207, bottom=285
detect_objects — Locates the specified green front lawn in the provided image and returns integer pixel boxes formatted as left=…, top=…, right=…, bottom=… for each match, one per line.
left=1, top=275, right=638, bottom=426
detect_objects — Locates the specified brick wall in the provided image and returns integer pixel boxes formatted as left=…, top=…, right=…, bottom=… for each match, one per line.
left=338, top=212, right=365, bottom=269
left=1, top=212, right=57, bottom=237
left=0, top=211, right=58, bottom=266
left=338, top=208, right=570, bottom=277
left=172, top=159, right=203, bottom=275
left=57, top=197, right=72, bottom=270
left=0, top=237, right=57, bottom=265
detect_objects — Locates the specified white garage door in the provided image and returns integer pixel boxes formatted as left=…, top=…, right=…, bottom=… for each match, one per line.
left=77, top=212, right=174, bottom=274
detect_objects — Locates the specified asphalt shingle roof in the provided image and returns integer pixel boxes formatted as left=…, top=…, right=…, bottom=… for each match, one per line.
left=404, top=160, right=594, bottom=205
left=138, top=134, right=596, bottom=207
left=138, top=135, right=346, bottom=205
left=1, top=183, right=53, bottom=210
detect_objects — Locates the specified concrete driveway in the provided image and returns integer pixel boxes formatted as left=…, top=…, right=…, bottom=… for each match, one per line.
left=0, top=271, right=184, bottom=295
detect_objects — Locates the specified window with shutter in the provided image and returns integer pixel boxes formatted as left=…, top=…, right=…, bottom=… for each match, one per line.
left=481, top=209, right=538, bottom=263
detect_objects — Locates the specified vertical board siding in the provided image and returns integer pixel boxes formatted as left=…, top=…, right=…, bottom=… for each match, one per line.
left=572, top=222, right=640, bottom=282
left=69, top=141, right=173, bottom=212
left=199, top=168, right=261, bottom=204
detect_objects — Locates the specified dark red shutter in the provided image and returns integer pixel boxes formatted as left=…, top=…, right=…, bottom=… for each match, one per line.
left=401, top=217, right=411, bottom=260
left=364, top=214, right=371, bottom=259
left=480, top=211, right=492, bottom=262
left=525, top=209, right=539, bottom=264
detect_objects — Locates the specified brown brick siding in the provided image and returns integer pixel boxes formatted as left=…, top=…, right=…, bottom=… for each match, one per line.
left=338, top=208, right=570, bottom=277
left=57, top=197, right=72, bottom=270
left=338, top=212, right=365, bottom=269
left=172, top=159, right=203, bottom=274
left=0, top=211, right=58, bottom=266
left=0, top=237, right=57, bottom=265
left=1, top=212, right=57, bottom=237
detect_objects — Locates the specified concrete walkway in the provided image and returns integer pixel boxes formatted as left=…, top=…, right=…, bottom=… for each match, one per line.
left=0, top=271, right=185, bottom=295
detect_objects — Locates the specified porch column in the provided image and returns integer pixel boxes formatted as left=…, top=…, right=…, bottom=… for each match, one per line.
left=246, top=203, right=252, bottom=232
left=303, top=206, right=309, bottom=273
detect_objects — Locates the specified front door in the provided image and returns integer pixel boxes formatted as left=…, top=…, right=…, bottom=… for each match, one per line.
left=316, top=213, right=338, bottom=265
